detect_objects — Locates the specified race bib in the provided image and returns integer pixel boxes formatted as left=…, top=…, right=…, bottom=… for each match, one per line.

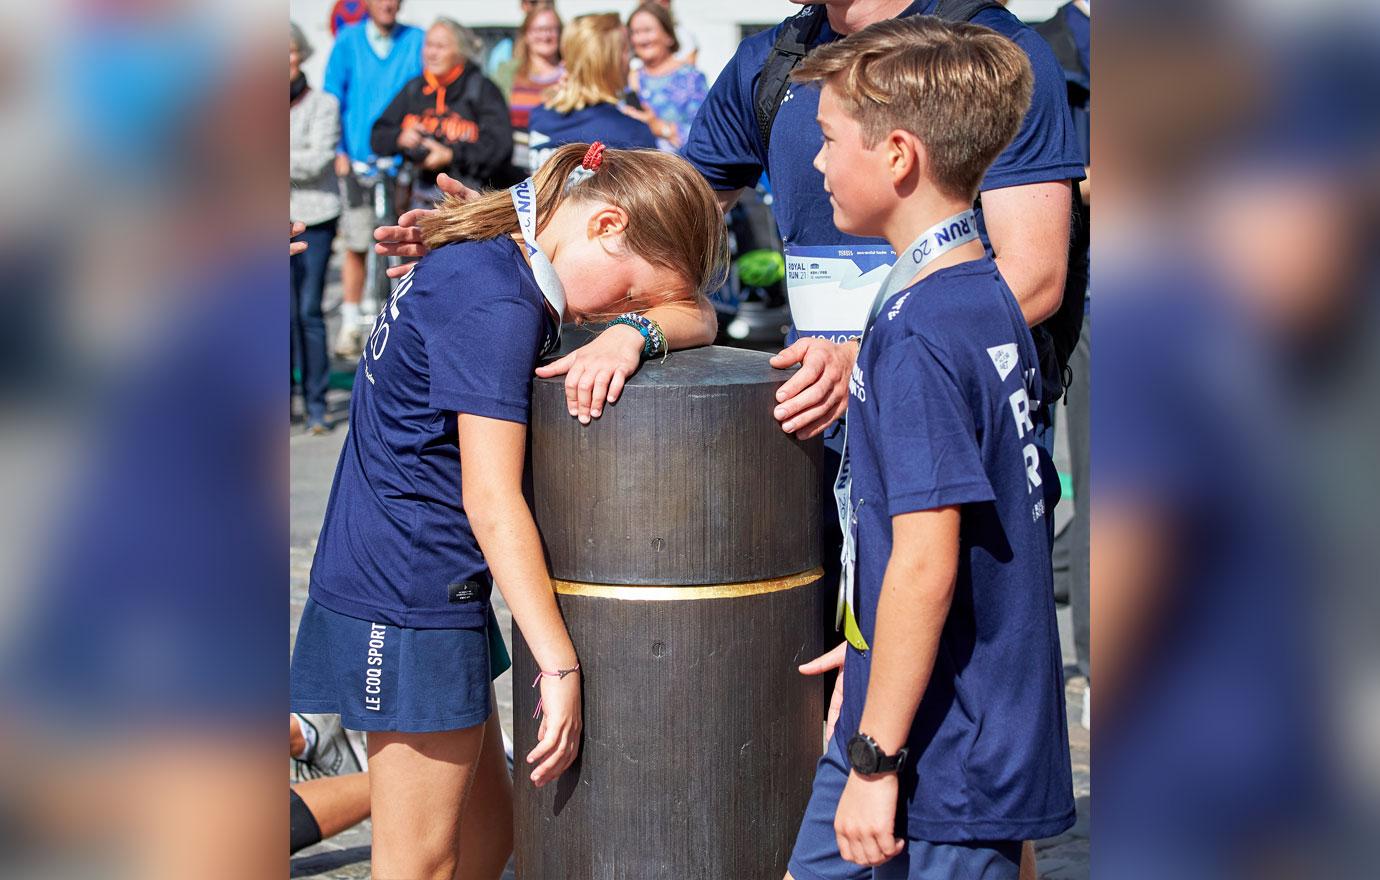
left=783, top=244, right=896, bottom=343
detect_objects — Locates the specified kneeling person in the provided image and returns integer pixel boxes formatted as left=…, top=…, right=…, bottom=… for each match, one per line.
left=785, top=18, right=1074, bottom=880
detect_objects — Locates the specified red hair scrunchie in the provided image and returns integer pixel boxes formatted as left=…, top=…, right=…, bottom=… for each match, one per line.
left=582, top=141, right=606, bottom=171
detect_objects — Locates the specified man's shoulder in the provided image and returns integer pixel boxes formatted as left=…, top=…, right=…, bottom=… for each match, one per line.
left=724, top=20, right=792, bottom=78
left=394, top=23, right=424, bottom=44
left=969, top=5, right=1065, bottom=79
left=331, top=21, right=367, bottom=51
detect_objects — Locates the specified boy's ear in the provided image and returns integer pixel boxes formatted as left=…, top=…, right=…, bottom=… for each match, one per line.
left=588, top=204, right=630, bottom=240
left=885, top=130, right=925, bottom=189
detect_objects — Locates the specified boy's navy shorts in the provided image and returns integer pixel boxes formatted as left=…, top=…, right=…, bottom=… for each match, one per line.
left=788, top=740, right=1022, bottom=880
left=290, top=597, right=509, bottom=733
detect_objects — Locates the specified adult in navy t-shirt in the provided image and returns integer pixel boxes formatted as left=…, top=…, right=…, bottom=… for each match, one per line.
left=308, top=237, right=557, bottom=629
left=683, top=0, right=1083, bottom=251
left=527, top=103, right=656, bottom=171
left=836, top=255, right=1074, bottom=841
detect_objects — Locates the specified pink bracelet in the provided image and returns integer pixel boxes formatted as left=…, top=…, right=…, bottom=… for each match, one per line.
left=531, top=663, right=580, bottom=719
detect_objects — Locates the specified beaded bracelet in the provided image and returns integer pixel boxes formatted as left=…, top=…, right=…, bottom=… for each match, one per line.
left=610, top=313, right=668, bottom=360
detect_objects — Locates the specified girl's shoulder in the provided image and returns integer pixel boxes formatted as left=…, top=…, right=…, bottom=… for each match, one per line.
left=410, top=238, right=540, bottom=312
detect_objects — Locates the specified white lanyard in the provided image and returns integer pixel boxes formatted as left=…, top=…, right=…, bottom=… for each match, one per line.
left=510, top=178, right=565, bottom=355
left=834, top=208, right=979, bottom=652
left=866, top=209, right=979, bottom=330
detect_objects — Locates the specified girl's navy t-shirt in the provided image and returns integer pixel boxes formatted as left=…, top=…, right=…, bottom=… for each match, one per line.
left=836, top=256, right=1075, bottom=842
left=309, top=237, right=554, bottom=629
left=527, top=102, right=657, bottom=171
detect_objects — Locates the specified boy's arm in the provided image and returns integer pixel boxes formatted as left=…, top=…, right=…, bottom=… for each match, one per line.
left=855, top=506, right=961, bottom=751
left=834, top=505, right=960, bottom=868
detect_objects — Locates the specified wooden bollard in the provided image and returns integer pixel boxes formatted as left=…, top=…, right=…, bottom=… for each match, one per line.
left=513, top=338, right=825, bottom=879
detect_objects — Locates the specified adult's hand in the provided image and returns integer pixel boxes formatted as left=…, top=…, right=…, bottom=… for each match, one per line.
left=420, top=140, right=453, bottom=171
left=333, top=152, right=351, bottom=178
left=534, top=324, right=645, bottom=424
left=768, top=337, right=858, bottom=438
left=397, top=126, right=423, bottom=150
left=290, top=221, right=307, bottom=256
left=800, top=641, right=847, bottom=744
left=373, top=173, right=479, bottom=278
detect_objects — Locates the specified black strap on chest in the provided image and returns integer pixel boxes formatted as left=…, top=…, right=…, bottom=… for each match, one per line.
left=753, top=0, right=1005, bottom=155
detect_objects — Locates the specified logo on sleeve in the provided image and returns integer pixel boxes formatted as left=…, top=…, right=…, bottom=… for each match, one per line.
left=986, top=343, right=1018, bottom=382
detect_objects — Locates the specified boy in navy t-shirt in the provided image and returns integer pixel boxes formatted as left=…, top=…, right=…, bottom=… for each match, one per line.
left=783, top=18, right=1073, bottom=880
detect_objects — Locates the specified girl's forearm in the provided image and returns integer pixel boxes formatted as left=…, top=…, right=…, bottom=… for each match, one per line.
left=469, top=496, right=577, bottom=671
left=642, top=296, right=717, bottom=349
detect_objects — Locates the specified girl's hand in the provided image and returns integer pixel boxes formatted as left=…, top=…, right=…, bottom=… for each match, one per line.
left=373, top=174, right=479, bottom=278
left=526, top=673, right=582, bottom=787
left=534, top=324, right=645, bottom=424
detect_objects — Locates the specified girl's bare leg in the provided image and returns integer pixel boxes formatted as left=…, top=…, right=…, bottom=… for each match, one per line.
left=368, top=724, right=485, bottom=880
left=454, top=704, right=514, bottom=880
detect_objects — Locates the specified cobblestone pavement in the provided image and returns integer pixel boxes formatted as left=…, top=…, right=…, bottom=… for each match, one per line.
left=289, top=346, right=1088, bottom=879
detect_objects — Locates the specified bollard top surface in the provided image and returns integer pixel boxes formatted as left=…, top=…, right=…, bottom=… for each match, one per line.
left=538, top=326, right=787, bottom=388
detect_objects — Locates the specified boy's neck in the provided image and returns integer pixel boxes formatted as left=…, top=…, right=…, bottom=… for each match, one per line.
left=882, top=189, right=986, bottom=286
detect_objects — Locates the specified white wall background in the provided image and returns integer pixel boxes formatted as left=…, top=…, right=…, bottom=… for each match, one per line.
left=290, top=1, right=1066, bottom=88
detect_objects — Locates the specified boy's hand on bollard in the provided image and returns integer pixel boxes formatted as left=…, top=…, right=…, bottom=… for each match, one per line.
left=527, top=673, right=583, bottom=787
left=799, top=642, right=847, bottom=744
left=535, top=324, right=645, bottom=424
left=769, top=338, right=859, bottom=438
left=834, top=771, right=904, bottom=867
left=373, top=173, right=480, bottom=278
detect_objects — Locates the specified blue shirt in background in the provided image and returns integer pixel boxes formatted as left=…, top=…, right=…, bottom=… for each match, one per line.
left=309, top=238, right=555, bottom=628
left=527, top=103, right=658, bottom=171
left=835, top=255, right=1073, bottom=842
left=683, top=0, right=1083, bottom=248
left=1063, top=2, right=1090, bottom=76
left=323, top=21, right=424, bottom=162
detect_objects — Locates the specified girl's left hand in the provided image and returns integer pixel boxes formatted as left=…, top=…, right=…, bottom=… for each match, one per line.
left=534, top=324, right=645, bottom=424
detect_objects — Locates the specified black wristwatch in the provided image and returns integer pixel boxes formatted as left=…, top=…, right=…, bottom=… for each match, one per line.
left=846, top=733, right=908, bottom=776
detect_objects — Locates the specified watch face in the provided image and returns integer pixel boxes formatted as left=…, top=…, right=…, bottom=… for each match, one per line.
left=848, top=736, right=875, bottom=774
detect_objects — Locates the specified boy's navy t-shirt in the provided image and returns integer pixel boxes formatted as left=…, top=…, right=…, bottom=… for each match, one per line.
left=683, top=0, right=1084, bottom=248
left=527, top=103, right=657, bottom=170
left=834, top=255, right=1074, bottom=842
left=309, top=237, right=555, bottom=629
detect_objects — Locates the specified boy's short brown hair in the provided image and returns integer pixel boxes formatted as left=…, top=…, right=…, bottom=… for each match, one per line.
left=792, top=17, right=1033, bottom=202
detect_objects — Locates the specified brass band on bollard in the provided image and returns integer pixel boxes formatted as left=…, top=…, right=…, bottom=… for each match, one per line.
left=550, top=567, right=825, bottom=601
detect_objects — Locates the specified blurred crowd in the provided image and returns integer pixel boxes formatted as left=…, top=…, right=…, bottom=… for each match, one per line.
left=291, top=0, right=708, bottom=433
left=0, top=0, right=1373, bottom=877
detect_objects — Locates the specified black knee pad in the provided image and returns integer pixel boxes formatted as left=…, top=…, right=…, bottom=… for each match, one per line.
left=289, top=789, right=323, bottom=855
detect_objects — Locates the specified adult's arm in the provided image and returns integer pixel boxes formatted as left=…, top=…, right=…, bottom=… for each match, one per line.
left=982, top=180, right=1073, bottom=326
left=370, top=87, right=418, bottom=160
left=322, top=39, right=350, bottom=157
left=290, top=95, right=340, bottom=182
left=449, top=78, right=515, bottom=182
left=459, top=414, right=581, bottom=786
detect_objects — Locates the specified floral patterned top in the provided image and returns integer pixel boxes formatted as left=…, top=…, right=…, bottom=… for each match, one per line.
left=635, top=63, right=708, bottom=155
